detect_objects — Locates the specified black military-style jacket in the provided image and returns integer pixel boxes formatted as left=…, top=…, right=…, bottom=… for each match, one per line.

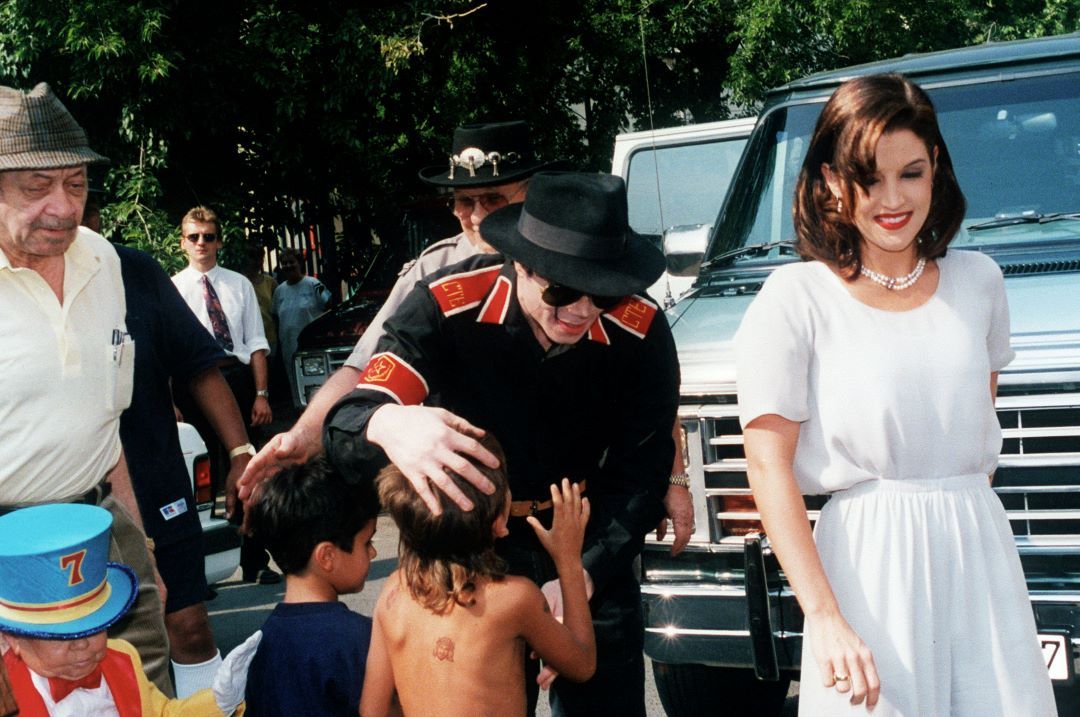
left=325, top=253, right=678, bottom=591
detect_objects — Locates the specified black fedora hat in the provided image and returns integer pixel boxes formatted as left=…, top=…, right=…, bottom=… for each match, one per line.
left=418, top=120, right=560, bottom=188
left=480, top=172, right=664, bottom=297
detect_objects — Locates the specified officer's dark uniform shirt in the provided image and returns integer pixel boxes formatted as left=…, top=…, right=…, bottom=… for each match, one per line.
left=325, top=254, right=678, bottom=592
left=116, top=245, right=227, bottom=546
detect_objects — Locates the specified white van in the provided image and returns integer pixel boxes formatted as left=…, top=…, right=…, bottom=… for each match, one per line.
left=178, top=423, right=241, bottom=585
left=612, top=117, right=756, bottom=306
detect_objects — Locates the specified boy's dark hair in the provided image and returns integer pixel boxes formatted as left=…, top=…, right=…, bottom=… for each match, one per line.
left=247, top=457, right=379, bottom=575
left=377, top=433, right=509, bottom=615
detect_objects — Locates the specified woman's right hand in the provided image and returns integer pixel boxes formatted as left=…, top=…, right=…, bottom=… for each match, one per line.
left=805, top=610, right=881, bottom=708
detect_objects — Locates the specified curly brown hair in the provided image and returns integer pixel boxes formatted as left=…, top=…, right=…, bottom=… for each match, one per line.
left=793, top=73, right=965, bottom=278
left=376, top=433, right=509, bottom=615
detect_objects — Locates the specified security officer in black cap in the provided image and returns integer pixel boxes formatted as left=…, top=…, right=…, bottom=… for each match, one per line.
left=325, top=172, right=679, bottom=717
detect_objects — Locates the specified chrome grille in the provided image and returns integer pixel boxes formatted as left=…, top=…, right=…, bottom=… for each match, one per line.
left=682, top=391, right=1080, bottom=546
left=996, top=393, right=1080, bottom=543
left=326, top=348, right=354, bottom=373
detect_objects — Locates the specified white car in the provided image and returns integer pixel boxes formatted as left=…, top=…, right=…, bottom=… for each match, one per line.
left=178, top=422, right=241, bottom=585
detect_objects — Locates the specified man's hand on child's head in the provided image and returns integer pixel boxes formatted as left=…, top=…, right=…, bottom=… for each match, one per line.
left=368, top=405, right=499, bottom=515
left=238, top=429, right=314, bottom=503
left=526, top=478, right=589, bottom=566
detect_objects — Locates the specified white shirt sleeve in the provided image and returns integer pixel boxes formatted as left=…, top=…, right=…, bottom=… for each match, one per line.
left=735, top=267, right=812, bottom=429
left=985, top=259, right=1015, bottom=372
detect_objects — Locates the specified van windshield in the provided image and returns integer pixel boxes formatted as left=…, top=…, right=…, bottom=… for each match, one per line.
left=707, top=71, right=1080, bottom=267
left=626, top=136, right=749, bottom=241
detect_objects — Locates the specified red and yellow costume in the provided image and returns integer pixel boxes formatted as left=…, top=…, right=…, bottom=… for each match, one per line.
left=4, top=639, right=228, bottom=717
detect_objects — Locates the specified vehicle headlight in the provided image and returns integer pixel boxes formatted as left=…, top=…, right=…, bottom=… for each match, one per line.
left=301, top=356, right=326, bottom=376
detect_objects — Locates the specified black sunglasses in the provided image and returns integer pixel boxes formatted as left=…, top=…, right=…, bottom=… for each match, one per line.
left=538, top=279, right=624, bottom=311
left=445, top=192, right=512, bottom=214
left=185, top=232, right=218, bottom=243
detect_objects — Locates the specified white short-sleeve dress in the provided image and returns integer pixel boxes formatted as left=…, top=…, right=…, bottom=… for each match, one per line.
left=735, top=250, right=1055, bottom=716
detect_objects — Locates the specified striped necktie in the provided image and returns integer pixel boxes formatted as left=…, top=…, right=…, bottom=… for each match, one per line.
left=202, top=275, right=234, bottom=351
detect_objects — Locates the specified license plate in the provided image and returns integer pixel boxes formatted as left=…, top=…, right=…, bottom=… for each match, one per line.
left=1040, top=633, right=1070, bottom=682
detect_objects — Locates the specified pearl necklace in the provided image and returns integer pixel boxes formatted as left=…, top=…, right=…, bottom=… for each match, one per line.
left=859, top=257, right=926, bottom=291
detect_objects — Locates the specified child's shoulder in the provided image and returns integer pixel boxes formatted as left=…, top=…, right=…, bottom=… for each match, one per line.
left=483, top=574, right=546, bottom=611
left=263, top=601, right=372, bottom=639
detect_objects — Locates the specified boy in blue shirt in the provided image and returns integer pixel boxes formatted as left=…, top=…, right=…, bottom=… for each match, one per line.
left=243, top=459, right=379, bottom=716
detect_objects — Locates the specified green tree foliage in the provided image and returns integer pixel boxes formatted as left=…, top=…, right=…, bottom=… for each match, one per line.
left=0, top=0, right=1072, bottom=279
left=727, top=0, right=1079, bottom=105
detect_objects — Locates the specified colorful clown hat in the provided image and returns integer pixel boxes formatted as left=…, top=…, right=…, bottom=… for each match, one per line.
left=0, top=504, right=136, bottom=639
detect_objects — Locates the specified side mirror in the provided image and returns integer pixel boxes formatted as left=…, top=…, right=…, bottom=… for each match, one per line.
left=662, top=223, right=712, bottom=277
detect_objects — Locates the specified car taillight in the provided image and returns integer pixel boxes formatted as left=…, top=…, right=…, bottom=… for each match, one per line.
left=717, top=494, right=763, bottom=536
left=194, top=454, right=212, bottom=505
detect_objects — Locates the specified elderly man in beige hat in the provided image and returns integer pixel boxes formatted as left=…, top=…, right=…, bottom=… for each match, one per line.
left=0, top=82, right=174, bottom=695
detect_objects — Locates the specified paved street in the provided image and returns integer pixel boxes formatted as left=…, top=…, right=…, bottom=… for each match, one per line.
left=207, top=406, right=799, bottom=715
left=208, top=515, right=674, bottom=716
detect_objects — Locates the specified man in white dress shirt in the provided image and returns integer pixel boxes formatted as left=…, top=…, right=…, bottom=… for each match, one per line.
left=171, top=205, right=279, bottom=583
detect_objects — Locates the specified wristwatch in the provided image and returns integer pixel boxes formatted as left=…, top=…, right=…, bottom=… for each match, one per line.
left=229, top=442, right=256, bottom=460
left=255, top=389, right=270, bottom=398
left=669, top=471, right=690, bottom=488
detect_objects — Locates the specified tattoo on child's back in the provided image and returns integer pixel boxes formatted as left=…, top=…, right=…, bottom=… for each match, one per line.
left=433, top=637, right=455, bottom=662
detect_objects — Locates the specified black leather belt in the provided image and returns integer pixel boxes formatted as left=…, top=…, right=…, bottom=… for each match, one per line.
left=0, top=480, right=111, bottom=518
left=508, top=481, right=587, bottom=518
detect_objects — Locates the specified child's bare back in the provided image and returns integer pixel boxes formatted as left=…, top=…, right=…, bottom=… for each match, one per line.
left=361, top=444, right=595, bottom=717
left=374, top=572, right=547, bottom=716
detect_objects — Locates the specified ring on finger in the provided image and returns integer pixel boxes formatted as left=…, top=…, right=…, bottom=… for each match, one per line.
left=833, top=674, right=850, bottom=682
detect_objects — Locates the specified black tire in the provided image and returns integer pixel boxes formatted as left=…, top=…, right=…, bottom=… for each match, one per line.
left=653, top=662, right=790, bottom=717
left=1054, top=683, right=1080, bottom=716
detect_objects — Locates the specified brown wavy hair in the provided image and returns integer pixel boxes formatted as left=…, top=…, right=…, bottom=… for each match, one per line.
left=793, top=73, right=965, bottom=278
left=376, top=433, right=509, bottom=615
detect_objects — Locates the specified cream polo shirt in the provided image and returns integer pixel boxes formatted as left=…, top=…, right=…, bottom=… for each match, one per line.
left=172, top=264, right=270, bottom=365
left=0, top=227, right=133, bottom=504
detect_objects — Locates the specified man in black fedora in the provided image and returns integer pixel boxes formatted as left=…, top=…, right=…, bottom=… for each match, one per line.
left=242, top=120, right=559, bottom=482
left=324, top=172, right=679, bottom=717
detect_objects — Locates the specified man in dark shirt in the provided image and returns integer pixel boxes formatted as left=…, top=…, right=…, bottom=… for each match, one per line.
left=325, top=172, right=678, bottom=717
left=116, top=245, right=253, bottom=696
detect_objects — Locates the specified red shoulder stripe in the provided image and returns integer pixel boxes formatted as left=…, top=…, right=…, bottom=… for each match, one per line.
left=587, top=318, right=610, bottom=345
left=357, top=352, right=429, bottom=405
left=602, top=294, right=658, bottom=339
left=429, top=265, right=502, bottom=317
left=477, top=275, right=513, bottom=324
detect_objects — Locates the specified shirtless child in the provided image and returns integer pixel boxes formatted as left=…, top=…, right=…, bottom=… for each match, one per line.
left=361, top=435, right=595, bottom=717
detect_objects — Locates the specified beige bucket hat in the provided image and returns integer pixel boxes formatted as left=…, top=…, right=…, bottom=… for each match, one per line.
left=0, top=82, right=107, bottom=171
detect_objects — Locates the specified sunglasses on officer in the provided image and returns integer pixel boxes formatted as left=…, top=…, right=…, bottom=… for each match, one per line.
left=527, top=270, right=625, bottom=311
left=446, top=181, right=529, bottom=215
left=446, top=192, right=510, bottom=214
left=185, top=232, right=219, bottom=243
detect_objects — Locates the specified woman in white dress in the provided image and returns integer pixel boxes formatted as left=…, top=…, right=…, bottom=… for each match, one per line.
left=735, top=74, right=1055, bottom=715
